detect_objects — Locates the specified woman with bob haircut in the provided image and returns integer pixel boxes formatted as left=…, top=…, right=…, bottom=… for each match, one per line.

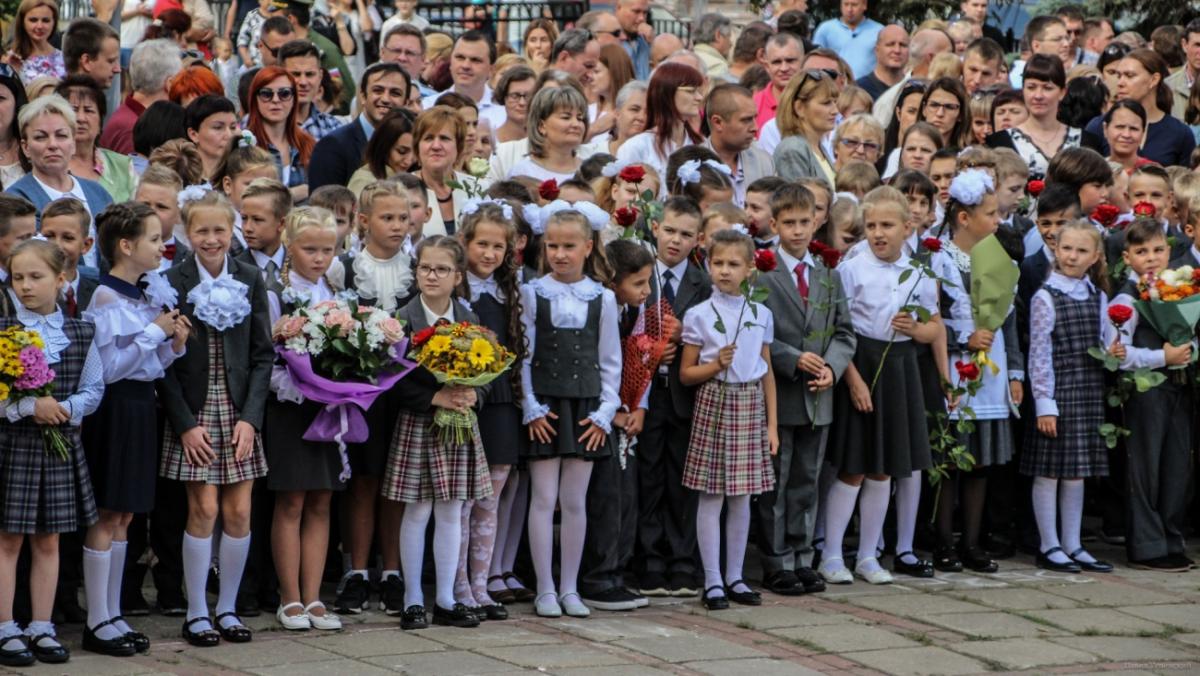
left=507, top=86, right=590, bottom=183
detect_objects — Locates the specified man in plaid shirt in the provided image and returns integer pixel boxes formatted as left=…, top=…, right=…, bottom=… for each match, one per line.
left=280, top=40, right=342, bottom=141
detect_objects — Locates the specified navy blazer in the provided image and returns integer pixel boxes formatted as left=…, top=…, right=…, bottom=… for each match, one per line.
left=308, top=119, right=369, bottom=191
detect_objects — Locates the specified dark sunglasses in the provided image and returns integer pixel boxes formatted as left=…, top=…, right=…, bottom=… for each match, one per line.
left=257, top=87, right=294, bottom=102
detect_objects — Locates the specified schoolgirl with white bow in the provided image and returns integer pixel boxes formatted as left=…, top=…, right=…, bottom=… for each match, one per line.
left=0, top=240, right=105, bottom=667
left=263, top=207, right=346, bottom=632
left=80, top=203, right=188, bottom=658
left=455, top=201, right=527, bottom=620
left=157, top=190, right=273, bottom=648
left=329, top=180, right=414, bottom=618
left=520, top=206, right=621, bottom=619
left=668, top=152, right=735, bottom=213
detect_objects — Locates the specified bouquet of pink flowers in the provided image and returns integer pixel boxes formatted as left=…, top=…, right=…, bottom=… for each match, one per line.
left=0, top=326, right=69, bottom=459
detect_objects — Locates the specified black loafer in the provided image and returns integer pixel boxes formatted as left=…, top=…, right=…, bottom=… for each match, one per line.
left=83, top=620, right=136, bottom=656
left=0, top=635, right=34, bottom=667
left=487, top=576, right=515, bottom=605
left=181, top=617, right=220, bottom=647
left=111, top=617, right=150, bottom=653
left=932, top=546, right=963, bottom=572
left=433, top=603, right=480, bottom=628
left=700, top=586, right=728, bottom=611
left=725, top=581, right=762, bottom=606
left=215, top=612, right=253, bottom=643
left=480, top=604, right=508, bottom=620
left=1068, top=548, right=1113, bottom=573
left=1036, top=547, right=1081, bottom=573
left=795, top=567, right=826, bottom=593
left=893, top=552, right=935, bottom=578
left=960, top=546, right=999, bottom=573
left=236, top=594, right=263, bottom=618
left=28, top=633, right=70, bottom=664
left=400, top=605, right=427, bottom=630
left=762, top=570, right=803, bottom=596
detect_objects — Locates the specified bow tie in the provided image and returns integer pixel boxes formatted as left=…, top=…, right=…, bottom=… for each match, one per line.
left=163, top=242, right=176, bottom=261
left=469, top=277, right=500, bottom=302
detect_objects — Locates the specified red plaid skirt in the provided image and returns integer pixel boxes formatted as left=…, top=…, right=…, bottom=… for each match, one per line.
left=381, top=409, right=493, bottom=503
left=683, top=379, right=774, bottom=496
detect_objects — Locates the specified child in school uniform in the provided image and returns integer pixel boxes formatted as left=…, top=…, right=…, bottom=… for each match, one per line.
left=41, top=199, right=99, bottom=317
left=521, top=206, right=622, bottom=618
left=382, top=235, right=492, bottom=630
left=330, top=181, right=414, bottom=617
left=265, top=207, right=347, bottom=631
left=822, top=186, right=944, bottom=586
left=679, top=228, right=779, bottom=609
left=756, top=184, right=855, bottom=596
left=81, top=203, right=188, bottom=657
left=0, top=197, right=38, bottom=288
left=0, top=240, right=105, bottom=667
left=158, top=189, right=273, bottom=647
left=1022, top=220, right=1115, bottom=574
left=214, top=139, right=279, bottom=251
left=135, top=165, right=192, bottom=270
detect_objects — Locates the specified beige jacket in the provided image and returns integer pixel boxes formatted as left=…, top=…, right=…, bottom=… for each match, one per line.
left=1166, top=68, right=1193, bottom=121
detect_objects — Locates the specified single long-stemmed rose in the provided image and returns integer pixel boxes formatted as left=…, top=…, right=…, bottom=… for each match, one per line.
left=709, top=248, right=777, bottom=427
left=869, top=237, right=944, bottom=393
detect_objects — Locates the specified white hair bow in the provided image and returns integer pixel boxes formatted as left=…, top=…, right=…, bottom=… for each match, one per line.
left=677, top=159, right=702, bottom=186
left=177, top=185, right=209, bottom=210
left=238, top=129, right=257, bottom=148
left=571, top=201, right=609, bottom=231
left=536, top=199, right=608, bottom=234
left=601, top=158, right=632, bottom=178
left=730, top=223, right=749, bottom=235
left=703, top=159, right=732, bottom=176
left=523, top=203, right=545, bottom=235
left=461, top=197, right=514, bottom=222
left=948, top=168, right=994, bottom=207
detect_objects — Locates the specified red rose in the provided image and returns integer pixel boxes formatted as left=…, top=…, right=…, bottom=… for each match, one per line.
left=1192, top=268, right=1200, bottom=283
left=819, top=247, right=842, bottom=268
left=1133, top=201, right=1157, bottom=217
left=538, top=178, right=559, bottom=200
left=413, top=325, right=436, bottom=347
left=618, top=164, right=646, bottom=184
left=1027, top=179, right=1045, bottom=197
left=754, top=249, right=777, bottom=272
left=1107, top=304, right=1134, bottom=326
left=747, top=221, right=760, bottom=237
left=614, top=206, right=639, bottom=227
left=922, top=237, right=942, bottom=252
left=955, top=360, right=981, bottom=381
left=1090, top=203, right=1121, bottom=227
left=809, top=240, right=829, bottom=256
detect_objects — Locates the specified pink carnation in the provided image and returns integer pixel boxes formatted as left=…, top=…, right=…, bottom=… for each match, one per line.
left=379, top=317, right=404, bottom=343
left=323, top=309, right=357, bottom=337
left=14, top=345, right=53, bottom=390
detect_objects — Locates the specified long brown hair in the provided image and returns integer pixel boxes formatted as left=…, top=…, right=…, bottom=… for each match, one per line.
left=458, top=203, right=527, bottom=395
left=13, top=0, right=58, bottom=60
left=644, top=63, right=705, bottom=161
left=598, top=43, right=634, bottom=108
left=246, top=66, right=315, bottom=167
left=1122, top=48, right=1174, bottom=115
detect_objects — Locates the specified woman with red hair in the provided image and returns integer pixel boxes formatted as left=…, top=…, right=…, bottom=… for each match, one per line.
left=246, top=66, right=315, bottom=202
left=168, top=65, right=224, bottom=107
left=613, top=62, right=705, bottom=190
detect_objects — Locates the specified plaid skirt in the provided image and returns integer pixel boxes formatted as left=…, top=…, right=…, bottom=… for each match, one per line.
left=381, top=409, right=493, bottom=503
left=160, top=334, right=268, bottom=485
left=683, top=379, right=774, bottom=496
left=0, top=425, right=98, bottom=533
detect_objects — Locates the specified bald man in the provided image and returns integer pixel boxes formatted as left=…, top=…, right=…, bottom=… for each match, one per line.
left=871, top=27, right=952, bottom=124
left=650, top=33, right=684, bottom=69
left=857, top=24, right=909, bottom=100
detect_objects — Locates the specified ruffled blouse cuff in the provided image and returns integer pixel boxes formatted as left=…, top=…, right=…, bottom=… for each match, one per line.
left=522, top=396, right=550, bottom=424
left=270, top=365, right=305, bottom=404
left=145, top=322, right=167, bottom=344
left=586, top=401, right=618, bottom=434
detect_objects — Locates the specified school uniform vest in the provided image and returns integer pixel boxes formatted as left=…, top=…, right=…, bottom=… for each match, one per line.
left=472, top=292, right=515, bottom=405
left=0, top=317, right=93, bottom=435
left=530, top=293, right=602, bottom=399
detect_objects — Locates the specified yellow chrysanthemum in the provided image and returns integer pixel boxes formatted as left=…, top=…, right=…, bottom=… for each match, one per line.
left=468, top=338, right=495, bottom=369
left=29, top=334, right=44, bottom=349
left=426, top=334, right=452, bottom=355
left=0, top=382, right=10, bottom=400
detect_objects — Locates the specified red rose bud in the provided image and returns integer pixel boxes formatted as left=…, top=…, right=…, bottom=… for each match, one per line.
left=1027, top=179, right=1045, bottom=197
left=819, top=247, right=842, bottom=268
left=1133, top=201, right=1157, bottom=217
left=922, top=237, right=942, bottom=252
left=754, top=248, right=777, bottom=272
left=614, top=206, right=639, bottom=227
left=1107, top=304, right=1133, bottom=326
left=413, top=326, right=436, bottom=346
left=955, top=360, right=981, bottom=381
left=1090, top=203, right=1121, bottom=227
left=538, top=178, right=559, bottom=200
left=618, top=165, right=646, bottom=184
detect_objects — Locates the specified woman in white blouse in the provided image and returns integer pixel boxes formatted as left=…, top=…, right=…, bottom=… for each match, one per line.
left=615, top=62, right=705, bottom=188
left=507, top=86, right=589, bottom=183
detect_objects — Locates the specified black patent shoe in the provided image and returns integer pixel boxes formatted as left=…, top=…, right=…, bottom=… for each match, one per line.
left=724, top=581, right=762, bottom=606
left=433, top=603, right=480, bottom=628
left=215, top=612, right=253, bottom=643
left=0, top=635, right=34, bottom=667
left=700, top=586, right=728, bottom=611
left=795, top=567, right=826, bottom=593
left=1035, top=546, right=1081, bottom=573
left=479, top=604, right=508, bottom=620
left=932, top=546, right=963, bottom=572
left=181, top=617, right=220, bottom=648
left=892, top=552, right=935, bottom=578
left=112, top=616, right=150, bottom=653
left=400, top=605, right=427, bottom=630
left=83, top=620, right=137, bottom=656
left=959, top=546, right=999, bottom=573
left=28, top=634, right=69, bottom=664
left=1068, top=548, right=1113, bottom=573
left=762, top=570, right=802, bottom=596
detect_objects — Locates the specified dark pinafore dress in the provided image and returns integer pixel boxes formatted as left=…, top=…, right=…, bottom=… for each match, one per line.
left=0, top=318, right=98, bottom=533
left=472, top=291, right=525, bottom=466
left=523, top=294, right=614, bottom=460
left=1020, top=286, right=1108, bottom=478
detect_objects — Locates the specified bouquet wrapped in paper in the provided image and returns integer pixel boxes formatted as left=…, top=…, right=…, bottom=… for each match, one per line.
left=272, top=298, right=417, bottom=480
left=409, top=321, right=516, bottom=444
left=0, top=326, right=69, bottom=459
left=1134, top=266, right=1200, bottom=348
left=968, top=233, right=1021, bottom=375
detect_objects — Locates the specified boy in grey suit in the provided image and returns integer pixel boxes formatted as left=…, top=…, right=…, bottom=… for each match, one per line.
left=755, top=184, right=856, bottom=594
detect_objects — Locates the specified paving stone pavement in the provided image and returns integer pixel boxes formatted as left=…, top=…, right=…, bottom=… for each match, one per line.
left=6, top=542, right=1200, bottom=674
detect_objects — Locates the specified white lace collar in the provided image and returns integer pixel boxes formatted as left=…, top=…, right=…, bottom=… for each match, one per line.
left=529, top=275, right=603, bottom=301
left=353, top=247, right=413, bottom=312
left=944, top=240, right=971, bottom=273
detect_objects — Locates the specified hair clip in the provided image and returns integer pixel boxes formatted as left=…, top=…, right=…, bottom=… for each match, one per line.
left=730, top=223, right=749, bottom=235
left=237, top=129, right=257, bottom=148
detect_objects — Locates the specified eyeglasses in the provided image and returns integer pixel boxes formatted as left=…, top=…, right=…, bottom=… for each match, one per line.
left=257, top=87, right=294, bottom=102
left=383, top=46, right=422, bottom=59
left=417, top=264, right=454, bottom=278
left=506, top=91, right=531, bottom=102
left=594, top=29, right=622, bottom=37
left=839, top=137, right=880, bottom=153
left=925, top=100, right=961, bottom=114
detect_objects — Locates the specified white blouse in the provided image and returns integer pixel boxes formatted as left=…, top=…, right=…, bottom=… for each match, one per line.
left=83, top=281, right=184, bottom=383
left=837, top=249, right=939, bottom=341
left=1029, top=271, right=1114, bottom=417
left=346, top=248, right=413, bottom=312
left=681, top=289, right=774, bottom=383
left=507, top=158, right=579, bottom=183
left=518, top=276, right=621, bottom=432
left=615, top=131, right=694, bottom=196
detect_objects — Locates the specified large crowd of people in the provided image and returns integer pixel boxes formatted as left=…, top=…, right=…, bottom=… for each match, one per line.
left=0, top=0, right=1196, bottom=666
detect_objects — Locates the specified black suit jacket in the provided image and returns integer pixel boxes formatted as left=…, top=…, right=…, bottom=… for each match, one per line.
left=157, top=255, right=274, bottom=433
left=74, top=274, right=99, bottom=319
left=393, top=295, right=486, bottom=414
left=308, top=120, right=369, bottom=191
left=648, top=262, right=711, bottom=418
left=1016, top=251, right=1051, bottom=355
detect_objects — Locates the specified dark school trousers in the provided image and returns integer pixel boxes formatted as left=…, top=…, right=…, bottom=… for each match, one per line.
left=755, top=424, right=827, bottom=574
left=580, top=435, right=639, bottom=595
left=635, top=384, right=697, bottom=578
left=1125, top=381, right=1193, bottom=561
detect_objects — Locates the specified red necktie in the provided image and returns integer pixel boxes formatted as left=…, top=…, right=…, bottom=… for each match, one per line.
left=163, top=243, right=176, bottom=261
left=65, top=286, right=76, bottom=317
left=794, top=262, right=808, bottom=300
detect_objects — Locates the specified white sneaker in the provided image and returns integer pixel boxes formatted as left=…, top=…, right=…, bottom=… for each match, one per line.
left=559, top=592, right=591, bottom=618
left=854, top=558, right=894, bottom=585
left=534, top=592, right=562, bottom=618
left=305, top=601, right=343, bottom=630
left=818, top=559, right=854, bottom=584
left=276, top=602, right=311, bottom=630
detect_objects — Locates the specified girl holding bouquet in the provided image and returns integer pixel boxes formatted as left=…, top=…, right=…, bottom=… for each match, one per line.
left=265, top=207, right=346, bottom=632
left=520, top=207, right=621, bottom=619
left=0, top=240, right=105, bottom=666
left=383, top=235, right=492, bottom=630
left=81, top=203, right=188, bottom=657
left=158, top=190, right=274, bottom=647
left=455, top=202, right=526, bottom=620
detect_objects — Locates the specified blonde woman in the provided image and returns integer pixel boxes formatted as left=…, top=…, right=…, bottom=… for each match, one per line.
left=774, top=69, right=839, bottom=185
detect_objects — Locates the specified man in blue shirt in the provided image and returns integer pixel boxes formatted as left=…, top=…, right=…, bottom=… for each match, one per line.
left=812, top=0, right=883, bottom=80
left=617, top=0, right=653, bottom=80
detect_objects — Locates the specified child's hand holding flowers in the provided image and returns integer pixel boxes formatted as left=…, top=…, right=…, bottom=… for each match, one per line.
left=32, top=396, right=68, bottom=425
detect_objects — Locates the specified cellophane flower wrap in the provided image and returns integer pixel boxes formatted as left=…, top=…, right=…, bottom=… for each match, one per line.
left=272, top=298, right=417, bottom=480
left=619, top=300, right=678, bottom=411
left=1135, top=265, right=1200, bottom=350
left=0, top=327, right=69, bottom=460
left=408, top=321, right=516, bottom=445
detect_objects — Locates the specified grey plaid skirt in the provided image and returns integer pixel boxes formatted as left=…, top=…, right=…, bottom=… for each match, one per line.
left=0, top=425, right=97, bottom=533
left=683, top=379, right=774, bottom=496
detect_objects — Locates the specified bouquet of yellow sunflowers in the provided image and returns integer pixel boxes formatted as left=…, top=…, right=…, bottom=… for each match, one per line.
left=0, top=326, right=69, bottom=460
left=410, top=321, right=516, bottom=444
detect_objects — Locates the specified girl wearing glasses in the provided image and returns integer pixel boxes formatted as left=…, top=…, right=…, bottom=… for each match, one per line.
left=774, top=68, right=839, bottom=186
left=246, top=67, right=315, bottom=205
left=987, top=55, right=1081, bottom=181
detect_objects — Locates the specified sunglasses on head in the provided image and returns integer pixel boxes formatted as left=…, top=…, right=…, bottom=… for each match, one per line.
left=257, top=87, right=294, bottom=102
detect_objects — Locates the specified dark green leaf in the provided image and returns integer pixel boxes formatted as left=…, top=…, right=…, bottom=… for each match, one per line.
left=898, top=268, right=913, bottom=284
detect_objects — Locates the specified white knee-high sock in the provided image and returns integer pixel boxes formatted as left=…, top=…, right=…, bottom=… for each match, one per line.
left=557, top=459, right=592, bottom=597
left=400, top=501, right=433, bottom=608
left=821, top=480, right=861, bottom=565
left=527, top=460, right=560, bottom=597
left=696, top=493, right=724, bottom=596
left=216, top=533, right=250, bottom=628
left=895, top=471, right=921, bottom=563
left=1032, top=477, right=1069, bottom=563
left=724, top=495, right=751, bottom=593
left=182, top=533, right=213, bottom=628
left=1058, top=479, right=1092, bottom=561
left=856, top=478, right=891, bottom=569
left=83, top=547, right=122, bottom=640
left=107, top=540, right=131, bottom=633
left=432, top=500, right=463, bottom=610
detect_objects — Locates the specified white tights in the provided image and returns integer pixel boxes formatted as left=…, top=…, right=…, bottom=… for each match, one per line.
left=696, top=493, right=752, bottom=597
left=400, top=499, right=463, bottom=610
left=527, top=458, right=592, bottom=598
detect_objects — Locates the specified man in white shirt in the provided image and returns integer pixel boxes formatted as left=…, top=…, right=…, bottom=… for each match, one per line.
left=420, top=31, right=497, bottom=118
